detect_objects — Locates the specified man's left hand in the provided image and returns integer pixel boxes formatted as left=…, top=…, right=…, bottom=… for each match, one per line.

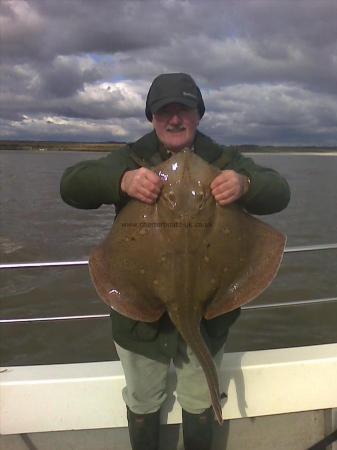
left=210, top=170, right=250, bottom=205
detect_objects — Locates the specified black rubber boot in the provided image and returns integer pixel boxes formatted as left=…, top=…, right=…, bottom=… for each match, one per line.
left=182, top=407, right=214, bottom=450
left=127, top=406, right=160, bottom=450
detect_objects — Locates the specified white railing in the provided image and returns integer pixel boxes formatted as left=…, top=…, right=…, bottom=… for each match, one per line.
left=1, top=344, right=337, bottom=434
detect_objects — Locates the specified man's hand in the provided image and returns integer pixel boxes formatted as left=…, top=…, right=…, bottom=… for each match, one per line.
left=120, top=168, right=162, bottom=204
left=210, top=170, right=250, bottom=205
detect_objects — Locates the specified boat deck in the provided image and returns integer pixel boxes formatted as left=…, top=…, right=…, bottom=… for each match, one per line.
left=0, top=409, right=334, bottom=450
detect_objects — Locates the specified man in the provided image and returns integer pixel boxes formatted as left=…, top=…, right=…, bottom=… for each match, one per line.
left=60, top=73, right=290, bottom=450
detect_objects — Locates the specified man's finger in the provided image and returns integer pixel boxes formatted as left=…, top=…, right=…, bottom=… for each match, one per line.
left=210, top=170, right=235, bottom=189
left=136, top=193, right=157, bottom=204
left=211, top=182, right=233, bottom=196
left=144, top=170, right=162, bottom=186
left=138, top=185, right=159, bottom=201
left=143, top=178, right=162, bottom=194
left=210, top=175, right=226, bottom=190
left=217, top=194, right=237, bottom=206
left=213, top=188, right=236, bottom=202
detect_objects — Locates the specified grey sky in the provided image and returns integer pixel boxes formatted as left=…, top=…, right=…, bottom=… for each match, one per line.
left=1, top=0, right=337, bottom=145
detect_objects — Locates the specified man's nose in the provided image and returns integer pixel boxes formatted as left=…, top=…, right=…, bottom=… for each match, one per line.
left=169, top=113, right=182, bottom=124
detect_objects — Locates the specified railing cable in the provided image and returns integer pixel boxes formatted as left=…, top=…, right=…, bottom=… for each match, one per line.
left=1, top=243, right=336, bottom=324
left=1, top=297, right=336, bottom=324
left=1, top=243, right=337, bottom=270
left=242, top=296, right=337, bottom=310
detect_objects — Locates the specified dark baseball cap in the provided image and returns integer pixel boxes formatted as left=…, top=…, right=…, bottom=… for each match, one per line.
left=145, top=73, right=205, bottom=121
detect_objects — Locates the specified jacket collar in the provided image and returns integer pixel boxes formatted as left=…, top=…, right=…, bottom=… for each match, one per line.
left=130, top=130, right=225, bottom=165
left=193, top=131, right=224, bottom=163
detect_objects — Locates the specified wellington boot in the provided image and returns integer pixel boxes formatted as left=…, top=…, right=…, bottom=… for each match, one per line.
left=127, top=407, right=160, bottom=450
left=182, top=407, right=214, bottom=450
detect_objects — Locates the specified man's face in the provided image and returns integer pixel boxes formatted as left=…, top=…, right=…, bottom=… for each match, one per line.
left=152, top=103, right=200, bottom=152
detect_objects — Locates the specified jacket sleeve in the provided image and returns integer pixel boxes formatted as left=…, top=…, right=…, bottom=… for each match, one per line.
left=60, top=147, right=135, bottom=209
left=225, top=149, right=291, bottom=215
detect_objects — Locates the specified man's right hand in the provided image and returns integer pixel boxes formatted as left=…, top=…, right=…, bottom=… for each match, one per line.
left=120, top=168, right=162, bottom=204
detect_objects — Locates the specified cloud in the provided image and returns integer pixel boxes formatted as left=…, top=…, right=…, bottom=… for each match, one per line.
left=38, top=56, right=102, bottom=98
left=1, top=0, right=337, bottom=145
left=1, top=114, right=151, bottom=142
left=201, top=83, right=337, bottom=145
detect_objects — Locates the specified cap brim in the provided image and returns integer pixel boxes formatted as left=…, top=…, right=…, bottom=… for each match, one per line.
left=151, top=97, right=197, bottom=114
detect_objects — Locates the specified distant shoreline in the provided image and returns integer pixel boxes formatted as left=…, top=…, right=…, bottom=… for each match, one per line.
left=0, top=141, right=126, bottom=152
left=1, top=140, right=337, bottom=154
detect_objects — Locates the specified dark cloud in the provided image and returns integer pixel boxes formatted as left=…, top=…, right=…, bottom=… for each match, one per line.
left=38, top=56, right=102, bottom=98
left=1, top=0, right=337, bottom=144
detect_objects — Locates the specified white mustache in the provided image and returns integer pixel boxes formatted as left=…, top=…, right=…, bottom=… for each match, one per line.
left=166, top=126, right=185, bottom=132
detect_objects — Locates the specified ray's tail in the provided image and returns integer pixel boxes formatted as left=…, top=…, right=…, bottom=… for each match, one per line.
left=171, top=313, right=223, bottom=425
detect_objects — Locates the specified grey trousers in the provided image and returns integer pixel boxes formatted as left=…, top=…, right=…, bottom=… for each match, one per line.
left=115, top=338, right=224, bottom=415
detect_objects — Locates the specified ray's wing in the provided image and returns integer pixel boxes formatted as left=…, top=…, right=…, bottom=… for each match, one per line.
left=89, top=201, right=166, bottom=322
left=203, top=204, right=286, bottom=319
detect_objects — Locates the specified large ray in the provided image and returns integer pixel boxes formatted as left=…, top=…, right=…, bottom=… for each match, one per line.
left=89, top=150, right=286, bottom=424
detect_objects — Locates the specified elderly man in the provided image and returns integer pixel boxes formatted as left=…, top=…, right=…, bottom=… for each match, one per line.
left=60, top=73, right=290, bottom=450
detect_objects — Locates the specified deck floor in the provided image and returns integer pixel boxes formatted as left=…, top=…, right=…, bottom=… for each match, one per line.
left=0, top=409, right=331, bottom=450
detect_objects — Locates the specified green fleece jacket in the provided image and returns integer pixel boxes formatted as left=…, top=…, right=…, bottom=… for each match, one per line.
left=60, top=130, right=290, bottom=362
